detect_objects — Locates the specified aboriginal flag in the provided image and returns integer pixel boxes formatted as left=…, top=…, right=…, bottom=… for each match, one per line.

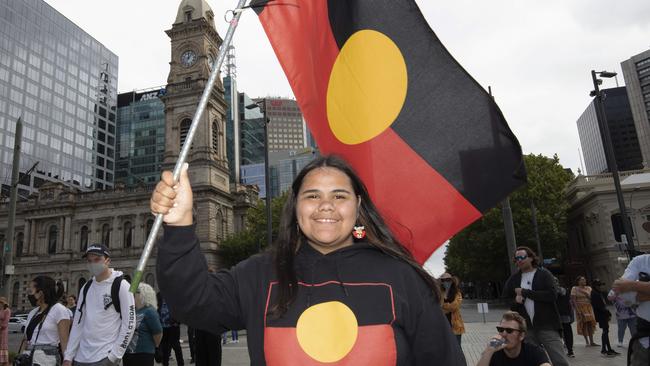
left=264, top=281, right=397, bottom=365
left=252, top=0, right=526, bottom=263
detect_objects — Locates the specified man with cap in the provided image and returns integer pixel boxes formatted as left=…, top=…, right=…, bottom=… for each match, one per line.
left=63, top=244, right=135, bottom=366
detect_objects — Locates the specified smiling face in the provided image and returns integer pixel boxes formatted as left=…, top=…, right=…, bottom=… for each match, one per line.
left=296, top=167, right=360, bottom=254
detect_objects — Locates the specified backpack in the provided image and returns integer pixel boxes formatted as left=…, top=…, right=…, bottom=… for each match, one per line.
left=77, top=275, right=124, bottom=324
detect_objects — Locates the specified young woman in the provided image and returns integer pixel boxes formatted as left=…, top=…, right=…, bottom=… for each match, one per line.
left=20, top=276, right=71, bottom=366
left=151, top=156, right=464, bottom=365
left=439, top=273, right=465, bottom=346
left=123, top=283, right=163, bottom=366
left=571, top=276, right=597, bottom=346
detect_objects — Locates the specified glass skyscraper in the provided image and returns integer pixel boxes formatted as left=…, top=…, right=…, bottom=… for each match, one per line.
left=577, top=87, right=642, bottom=174
left=115, top=88, right=166, bottom=186
left=0, top=0, right=118, bottom=198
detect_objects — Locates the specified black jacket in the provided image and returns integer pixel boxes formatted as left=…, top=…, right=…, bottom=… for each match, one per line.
left=503, top=267, right=561, bottom=331
left=590, top=288, right=611, bottom=324
left=157, top=225, right=466, bottom=366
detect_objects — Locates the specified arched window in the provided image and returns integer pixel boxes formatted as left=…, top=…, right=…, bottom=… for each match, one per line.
left=216, top=210, right=223, bottom=239
left=48, top=225, right=58, bottom=254
left=123, top=222, right=133, bottom=248
left=15, top=232, right=24, bottom=257
left=212, top=121, right=219, bottom=154
left=78, top=277, right=86, bottom=293
left=80, top=226, right=89, bottom=252
left=101, top=223, right=111, bottom=247
left=146, top=219, right=154, bottom=237
left=179, top=119, right=191, bottom=148
left=11, top=282, right=19, bottom=308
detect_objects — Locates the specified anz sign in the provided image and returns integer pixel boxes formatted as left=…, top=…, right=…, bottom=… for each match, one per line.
left=137, top=88, right=167, bottom=102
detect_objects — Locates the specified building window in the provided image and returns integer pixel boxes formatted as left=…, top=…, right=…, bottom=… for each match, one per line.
left=48, top=225, right=58, bottom=254
left=185, top=10, right=192, bottom=22
left=146, top=219, right=154, bottom=237
left=123, top=222, right=133, bottom=248
left=101, top=223, right=111, bottom=247
left=15, top=232, right=24, bottom=257
left=80, top=226, right=89, bottom=252
left=212, top=121, right=219, bottom=154
left=180, top=119, right=191, bottom=148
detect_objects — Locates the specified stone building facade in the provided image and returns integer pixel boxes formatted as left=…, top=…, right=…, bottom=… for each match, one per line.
left=566, top=169, right=650, bottom=288
left=0, top=0, right=259, bottom=310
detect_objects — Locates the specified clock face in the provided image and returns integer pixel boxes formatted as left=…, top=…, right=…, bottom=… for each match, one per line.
left=181, top=50, right=197, bottom=67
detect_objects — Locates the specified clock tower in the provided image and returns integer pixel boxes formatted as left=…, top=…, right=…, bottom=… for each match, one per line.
left=162, top=0, right=233, bottom=267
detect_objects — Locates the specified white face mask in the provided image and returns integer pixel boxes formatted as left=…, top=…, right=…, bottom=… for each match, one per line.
left=87, top=261, right=107, bottom=277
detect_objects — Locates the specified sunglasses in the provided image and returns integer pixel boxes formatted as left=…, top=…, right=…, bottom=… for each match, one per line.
left=496, top=326, right=521, bottom=334
left=440, top=278, right=452, bottom=282
left=513, top=255, right=528, bottom=262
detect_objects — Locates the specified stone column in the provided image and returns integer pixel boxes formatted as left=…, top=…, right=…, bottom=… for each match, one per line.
left=63, top=216, right=72, bottom=251
left=23, top=220, right=31, bottom=256
left=58, top=217, right=64, bottom=253
left=112, top=216, right=120, bottom=249
left=90, top=219, right=98, bottom=245
left=134, top=214, right=143, bottom=248
left=30, top=220, right=37, bottom=254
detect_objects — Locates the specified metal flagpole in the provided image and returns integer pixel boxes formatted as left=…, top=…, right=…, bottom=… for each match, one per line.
left=130, top=0, right=249, bottom=292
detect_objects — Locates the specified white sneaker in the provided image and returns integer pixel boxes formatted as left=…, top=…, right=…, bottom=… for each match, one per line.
left=617, top=342, right=624, bottom=347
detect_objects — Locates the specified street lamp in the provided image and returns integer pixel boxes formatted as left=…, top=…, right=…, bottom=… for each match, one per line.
left=246, top=99, right=272, bottom=250
left=590, top=70, right=636, bottom=259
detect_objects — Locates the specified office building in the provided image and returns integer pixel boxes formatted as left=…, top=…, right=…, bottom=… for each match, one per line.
left=256, top=98, right=308, bottom=152
left=577, top=87, right=642, bottom=174
left=115, top=88, right=166, bottom=186
left=0, top=0, right=118, bottom=198
left=622, top=49, right=650, bottom=167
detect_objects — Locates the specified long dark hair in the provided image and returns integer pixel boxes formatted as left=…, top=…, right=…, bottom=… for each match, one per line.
left=271, top=155, right=440, bottom=316
left=32, top=276, right=64, bottom=307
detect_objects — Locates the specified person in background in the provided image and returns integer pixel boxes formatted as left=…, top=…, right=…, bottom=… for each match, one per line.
left=591, top=279, right=619, bottom=356
left=476, top=311, right=551, bottom=366
left=440, top=272, right=465, bottom=345
left=21, top=276, right=71, bottom=365
left=608, top=286, right=637, bottom=348
left=159, top=295, right=184, bottom=366
left=124, top=283, right=163, bottom=366
left=571, top=275, right=598, bottom=347
left=0, top=297, right=9, bottom=366
left=66, top=295, right=77, bottom=316
left=503, top=246, right=569, bottom=366
left=554, top=277, right=575, bottom=358
left=63, top=244, right=135, bottom=366
left=611, top=254, right=650, bottom=366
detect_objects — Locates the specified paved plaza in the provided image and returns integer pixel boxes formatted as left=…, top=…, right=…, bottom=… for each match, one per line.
left=161, top=301, right=629, bottom=365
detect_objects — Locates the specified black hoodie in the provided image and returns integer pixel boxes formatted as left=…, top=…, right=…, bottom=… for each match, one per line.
left=157, top=225, right=466, bottom=365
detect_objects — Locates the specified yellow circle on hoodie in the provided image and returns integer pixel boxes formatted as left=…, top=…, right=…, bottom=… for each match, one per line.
left=326, top=29, right=408, bottom=145
left=296, top=301, right=358, bottom=362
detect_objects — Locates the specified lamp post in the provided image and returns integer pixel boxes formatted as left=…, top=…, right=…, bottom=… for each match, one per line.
left=591, top=70, right=636, bottom=259
left=246, top=99, right=272, bottom=250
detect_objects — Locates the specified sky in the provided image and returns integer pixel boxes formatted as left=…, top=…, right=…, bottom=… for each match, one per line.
left=42, top=0, right=650, bottom=276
